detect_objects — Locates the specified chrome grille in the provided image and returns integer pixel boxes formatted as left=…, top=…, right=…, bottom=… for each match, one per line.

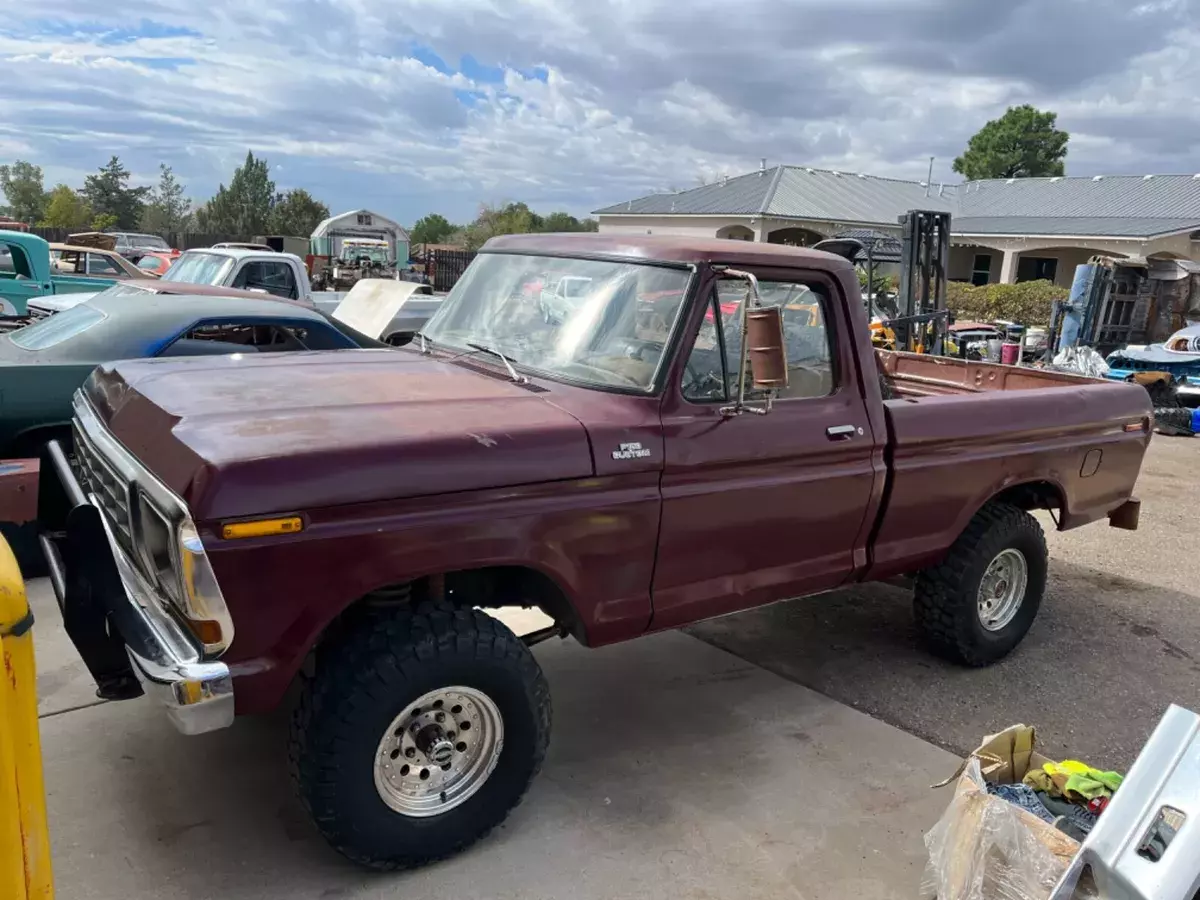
left=72, top=421, right=134, bottom=555
left=28, top=306, right=51, bottom=321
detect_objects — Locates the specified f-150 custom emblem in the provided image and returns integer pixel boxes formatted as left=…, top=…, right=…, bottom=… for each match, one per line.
left=612, top=441, right=652, bottom=460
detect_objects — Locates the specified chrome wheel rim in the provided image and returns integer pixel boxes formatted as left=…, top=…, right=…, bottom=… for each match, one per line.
left=977, top=548, right=1028, bottom=632
left=373, top=686, right=504, bottom=818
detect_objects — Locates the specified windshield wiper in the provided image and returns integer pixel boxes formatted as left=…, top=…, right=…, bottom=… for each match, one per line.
left=466, top=341, right=527, bottom=384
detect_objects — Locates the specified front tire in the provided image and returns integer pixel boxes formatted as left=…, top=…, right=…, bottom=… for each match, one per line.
left=913, top=502, right=1047, bottom=666
left=289, top=602, right=551, bottom=870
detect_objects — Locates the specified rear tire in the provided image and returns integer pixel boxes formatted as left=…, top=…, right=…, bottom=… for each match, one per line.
left=913, top=502, right=1047, bottom=666
left=1153, top=407, right=1196, bottom=437
left=289, top=602, right=551, bottom=870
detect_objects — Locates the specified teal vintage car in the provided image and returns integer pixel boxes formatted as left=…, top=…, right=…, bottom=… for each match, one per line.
left=0, top=231, right=118, bottom=318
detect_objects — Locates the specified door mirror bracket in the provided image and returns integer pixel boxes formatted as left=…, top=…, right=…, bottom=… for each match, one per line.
left=716, top=268, right=788, bottom=417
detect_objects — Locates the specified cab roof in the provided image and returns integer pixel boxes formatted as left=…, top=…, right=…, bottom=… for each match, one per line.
left=481, top=232, right=853, bottom=270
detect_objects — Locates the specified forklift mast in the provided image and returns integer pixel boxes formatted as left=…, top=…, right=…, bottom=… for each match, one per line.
left=896, top=209, right=952, bottom=353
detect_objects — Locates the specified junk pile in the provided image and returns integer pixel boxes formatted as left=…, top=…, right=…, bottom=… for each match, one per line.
left=925, top=707, right=1200, bottom=900
left=922, top=724, right=1117, bottom=900
left=1041, top=257, right=1200, bottom=436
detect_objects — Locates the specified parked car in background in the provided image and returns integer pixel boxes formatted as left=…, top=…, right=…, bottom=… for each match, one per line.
left=538, top=274, right=592, bottom=323
left=133, top=251, right=180, bottom=277
left=0, top=288, right=389, bottom=572
left=211, top=242, right=275, bottom=252
left=49, top=242, right=150, bottom=281
left=28, top=277, right=295, bottom=320
left=108, top=231, right=175, bottom=260
left=162, top=247, right=314, bottom=300
left=0, top=288, right=385, bottom=459
left=0, top=231, right=122, bottom=318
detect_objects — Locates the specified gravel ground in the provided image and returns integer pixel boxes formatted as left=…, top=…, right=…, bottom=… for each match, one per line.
left=689, top=435, right=1199, bottom=771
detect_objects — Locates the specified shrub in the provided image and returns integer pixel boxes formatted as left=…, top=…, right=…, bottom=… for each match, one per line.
left=946, top=279, right=1066, bottom=326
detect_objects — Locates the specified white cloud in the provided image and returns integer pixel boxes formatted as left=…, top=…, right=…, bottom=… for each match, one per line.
left=0, top=0, right=1197, bottom=223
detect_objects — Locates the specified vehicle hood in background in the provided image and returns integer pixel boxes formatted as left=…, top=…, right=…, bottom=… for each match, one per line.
left=325, top=279, right=440, bottom=339
left=84, top=350, right=594, bottom=519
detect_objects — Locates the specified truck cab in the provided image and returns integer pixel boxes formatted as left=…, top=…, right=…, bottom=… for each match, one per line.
left=0, top=231, right=118, bottom=317
left=162, top=247, right=314, bottom=302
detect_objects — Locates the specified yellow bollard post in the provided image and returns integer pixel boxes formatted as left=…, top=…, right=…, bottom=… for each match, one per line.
left=0, top=534, right=54, bottom=899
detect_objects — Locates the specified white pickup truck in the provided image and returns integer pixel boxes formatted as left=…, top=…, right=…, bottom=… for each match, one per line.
left=29, top=247, right=444, bottom=346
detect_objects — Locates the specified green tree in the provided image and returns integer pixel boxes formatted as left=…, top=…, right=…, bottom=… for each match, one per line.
left=0, top=160, right=47, bottom=224
left=139, top=164, right=192, bottom=233
left=91, top=213, right=119, bottom=231
left=268, top=188, right=329, bottom=236
left=953, top=105, right=1069, bottom=180
left=195, top=151, right=276, bottom=234
left=82, top=156, right=150, bottom=229
left=409, top=213, right=456, bottom=245
left=462, top=202, right=541, bottom=250
left=38, top=184, right=93, bottom=229
left=539, top=211, right=599, bottom=233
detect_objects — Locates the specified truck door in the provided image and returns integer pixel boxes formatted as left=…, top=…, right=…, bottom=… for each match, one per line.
left=0, top=242, right=47, bottom=317
left=650, top=269, right=880, bottom=631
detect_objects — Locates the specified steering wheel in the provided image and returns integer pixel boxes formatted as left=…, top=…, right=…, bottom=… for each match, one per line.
left=685, top=363, right=725, bottom=398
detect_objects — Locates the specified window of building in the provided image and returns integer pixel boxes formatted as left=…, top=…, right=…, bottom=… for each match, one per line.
left=1016, top=256, right=1058, bottom=283
left=971, top=254, right=992, bottom=286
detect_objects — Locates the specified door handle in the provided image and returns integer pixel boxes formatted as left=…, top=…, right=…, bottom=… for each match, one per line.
left=826, top=424, right=860, bottom=440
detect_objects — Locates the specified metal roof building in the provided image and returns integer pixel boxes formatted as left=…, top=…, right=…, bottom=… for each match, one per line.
left=595, top=166, right=1200, bottom=287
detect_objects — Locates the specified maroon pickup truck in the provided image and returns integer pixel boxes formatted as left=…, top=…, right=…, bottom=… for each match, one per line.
left=40, top=233, right=1150, bottom=869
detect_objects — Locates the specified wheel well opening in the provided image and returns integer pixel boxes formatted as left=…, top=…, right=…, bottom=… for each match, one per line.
left=991, top=482, right=1064, bottom=516
left=336, top=566, right=584, bottom=643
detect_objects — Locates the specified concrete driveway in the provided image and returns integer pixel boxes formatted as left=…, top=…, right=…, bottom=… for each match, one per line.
left=30, top=582, right=958, bottom=900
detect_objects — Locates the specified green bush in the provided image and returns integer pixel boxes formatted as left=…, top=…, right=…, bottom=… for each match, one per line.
left=946, top=279, right=1066, bottom=326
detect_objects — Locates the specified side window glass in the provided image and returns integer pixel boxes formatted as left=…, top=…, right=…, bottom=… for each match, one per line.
left=681, top=289, right=728, bottom=402
left=263, top=262, right=297, bottom=298
left=88, top=254, right=121, bottom=276
left=716, top=278, right=836, bottom=401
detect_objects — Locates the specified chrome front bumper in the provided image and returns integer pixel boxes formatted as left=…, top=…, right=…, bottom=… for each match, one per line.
left=40, top=439, right=234, bottom=735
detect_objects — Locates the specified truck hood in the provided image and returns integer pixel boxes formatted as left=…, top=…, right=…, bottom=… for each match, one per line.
left=84, top=350, right=595, bottom=519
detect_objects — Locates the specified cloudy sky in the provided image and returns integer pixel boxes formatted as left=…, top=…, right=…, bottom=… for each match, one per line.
left=1, top=0, right=1197, bottom=225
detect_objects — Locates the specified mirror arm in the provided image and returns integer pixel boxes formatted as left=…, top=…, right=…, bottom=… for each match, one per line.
left=716, top=267, right=775, bottom=417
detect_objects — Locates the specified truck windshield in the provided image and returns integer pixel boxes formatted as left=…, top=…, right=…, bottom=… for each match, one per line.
left=163, top=252, right=234, bottom=285
left=422, top=253, right=693, bottom=392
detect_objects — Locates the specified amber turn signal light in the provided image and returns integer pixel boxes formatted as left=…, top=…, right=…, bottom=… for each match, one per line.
left=220, top=517, right=304, bottom=540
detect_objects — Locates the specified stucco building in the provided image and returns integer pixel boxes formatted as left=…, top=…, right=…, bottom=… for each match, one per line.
left=594, top=164, right=1200, bottom=288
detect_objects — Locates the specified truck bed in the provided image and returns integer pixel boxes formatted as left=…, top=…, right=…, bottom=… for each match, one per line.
left=877, top=350, right=1102, bottom=398
left=868, top=349, right=1152, bottom=581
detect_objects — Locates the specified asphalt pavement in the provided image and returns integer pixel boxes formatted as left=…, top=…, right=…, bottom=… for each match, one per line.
left=691, top=436, right=1199, bottom=771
